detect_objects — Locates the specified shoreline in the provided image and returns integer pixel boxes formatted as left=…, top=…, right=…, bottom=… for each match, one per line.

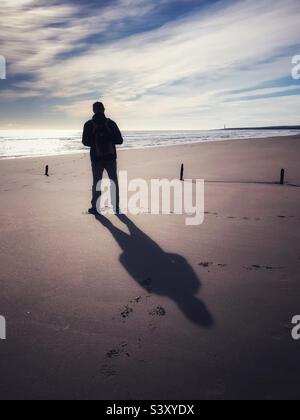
left=1, top=133, right=299, bottom=162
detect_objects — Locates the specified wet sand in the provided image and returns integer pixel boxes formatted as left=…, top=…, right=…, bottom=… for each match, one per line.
left=0, top=135, right=300, bottom=400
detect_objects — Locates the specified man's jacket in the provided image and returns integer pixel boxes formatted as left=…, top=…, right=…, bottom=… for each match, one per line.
left=82, top=114, right=123, bottom=162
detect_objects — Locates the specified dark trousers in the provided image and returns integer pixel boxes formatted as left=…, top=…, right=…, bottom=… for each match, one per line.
left=91, top=159, right=120, bottom=211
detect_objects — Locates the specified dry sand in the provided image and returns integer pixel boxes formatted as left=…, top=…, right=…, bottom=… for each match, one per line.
left=0, top=135, right=300, bottom=400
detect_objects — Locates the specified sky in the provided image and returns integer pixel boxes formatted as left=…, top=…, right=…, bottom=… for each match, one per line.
left=0, top=0, right=300, bottom=130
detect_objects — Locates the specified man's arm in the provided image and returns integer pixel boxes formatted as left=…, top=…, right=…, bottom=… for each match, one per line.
left=82, top=121, right=92, bottom=147
left=108, top=120, right=124, bottom=145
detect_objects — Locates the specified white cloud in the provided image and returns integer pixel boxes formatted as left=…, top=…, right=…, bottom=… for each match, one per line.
left=1, top=0, right=300, bottom=129
left=225, top=85, right=300, bottom=100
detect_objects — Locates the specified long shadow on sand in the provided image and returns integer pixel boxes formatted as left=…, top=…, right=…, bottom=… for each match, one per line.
left=95, top=214, right=214, bottom=328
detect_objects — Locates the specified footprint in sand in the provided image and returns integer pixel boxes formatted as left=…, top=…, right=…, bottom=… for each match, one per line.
left=101, top=343, right=129, bottom=379
left=120, top=305, right=134, bottom=320
left=244, top=265, right=262, bottom=271
left=106, top=342, right=129, bottom=359
left=130, top=296, right=142, bottom=304
left=148, top=306, right=167, bottom=317
left=198, top=262, right=228, bottom=269
left=100, top=364, right=117, bottom=378
left=198, top=262, right=213, bottom=268
left=244, top=265, right=285, bottom=271
left=106, top=284, right=168, bottom=368
left=119, top=294, right=149, bottom=322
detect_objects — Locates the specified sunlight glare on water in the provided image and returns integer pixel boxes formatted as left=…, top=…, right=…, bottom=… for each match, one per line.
left=0, top=128, right=299, bottom=159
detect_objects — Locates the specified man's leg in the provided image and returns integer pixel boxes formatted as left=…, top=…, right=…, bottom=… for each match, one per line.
left=105, top=160, right=120, bottom=213
left=91, top=160, right=104, bottom=210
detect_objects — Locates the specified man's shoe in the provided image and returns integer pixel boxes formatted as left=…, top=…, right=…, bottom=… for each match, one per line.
left=88, top=207, right=98, bottom=215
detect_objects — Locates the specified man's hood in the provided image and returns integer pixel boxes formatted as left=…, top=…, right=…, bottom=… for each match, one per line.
left=92, top=113, right=107, bottom=125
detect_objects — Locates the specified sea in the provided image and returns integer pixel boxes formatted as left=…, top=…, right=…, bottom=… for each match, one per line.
left=0, top=128, right=299, bottom=159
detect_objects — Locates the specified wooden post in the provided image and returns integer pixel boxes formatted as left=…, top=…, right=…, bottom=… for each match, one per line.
left=45, top=165, right=49, bottom=176
left=280, top=169, right=285, bottom=185
left=180, top=164, right=184, bottom=181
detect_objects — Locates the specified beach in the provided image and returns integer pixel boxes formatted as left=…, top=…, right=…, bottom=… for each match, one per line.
left=0, top=135, right=300, bottom=400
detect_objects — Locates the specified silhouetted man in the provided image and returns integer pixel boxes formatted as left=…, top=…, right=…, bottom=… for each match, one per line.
left=82, top=102, right=123, bottom=214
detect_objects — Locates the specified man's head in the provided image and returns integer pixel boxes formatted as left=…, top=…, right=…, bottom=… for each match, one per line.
left=93, top=102, right=105, bottom=115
